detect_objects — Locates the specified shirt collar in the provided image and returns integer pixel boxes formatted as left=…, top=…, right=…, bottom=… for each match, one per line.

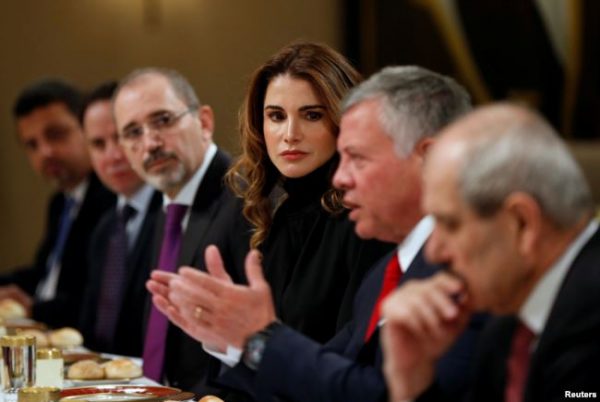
left=65, top=177, right=89, bottom=205
left=520, top=219, right=599, bottom=335
left=117, top=183, right=155, bottom=215
left=162, top=143, right=217, bottom=208
left=64, top=177, right=89, bottom=218
left=396, top=215, right=434, bottom=272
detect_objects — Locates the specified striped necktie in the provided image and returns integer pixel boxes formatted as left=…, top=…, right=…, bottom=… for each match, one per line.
left=94, top=204, right=137, bottom=348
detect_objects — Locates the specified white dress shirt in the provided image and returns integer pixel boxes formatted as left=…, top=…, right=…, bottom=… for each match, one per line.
left=36, top=179, right=89, bottom=301
left=118, top=184, right=155, bottom=251
left=161, top=143, right=217, bottom=230
left=519, top=219, right=599, bottom=339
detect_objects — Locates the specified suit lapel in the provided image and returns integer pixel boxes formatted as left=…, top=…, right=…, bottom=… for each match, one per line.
left=354, top=248, right=443, bottom=364
left=533, top=228, right=600, bottom=352
left=469, top=316, right=516, bottom=402
left=177, top=150, right=230, bottom=266
left=60, top=173, right=115, bottom=275
left=525, top=228, right=600, bottom=400
left=401, top=248, right=442, bottom=282
left=352, top=252, right=391, bottom=349
left=124, top=190, right=162, bottom=285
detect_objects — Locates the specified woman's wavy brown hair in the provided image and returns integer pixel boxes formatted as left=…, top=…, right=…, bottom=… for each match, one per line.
left=225, top=41, right=362, bottom=248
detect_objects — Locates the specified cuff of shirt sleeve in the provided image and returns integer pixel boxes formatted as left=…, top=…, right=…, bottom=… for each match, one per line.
left=202, top=344, right=243, bottom=367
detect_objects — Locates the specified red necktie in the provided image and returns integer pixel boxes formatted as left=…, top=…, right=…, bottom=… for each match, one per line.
left=505, top=322, right=535, bottom=402
left=364, top=254, right=402, bottom=342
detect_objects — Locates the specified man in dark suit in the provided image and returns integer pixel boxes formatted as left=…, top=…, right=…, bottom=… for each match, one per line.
left=147, top=66, right=483, bottom=402
left=0, top=79, right=115, bottom=328
left=77, top=81, right=162, bottom=356
left=381, top=103, right=600, bottom=401
left=112, top=68, right=234, bottom=395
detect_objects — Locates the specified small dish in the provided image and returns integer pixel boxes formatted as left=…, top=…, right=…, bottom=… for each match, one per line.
left=60, top=385, right=181, bottom=401
left=66, top=378, right=140, bottom=386
left=63, top=352, right=104, bottom=365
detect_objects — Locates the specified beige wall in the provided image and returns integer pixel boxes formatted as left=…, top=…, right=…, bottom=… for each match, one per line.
left=0, top=0, right=342, bottom=270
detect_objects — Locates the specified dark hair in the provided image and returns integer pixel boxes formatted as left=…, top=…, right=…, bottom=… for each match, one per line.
left=225, top=41, right=362, bottom=248
left=79, top=80, right=118, bottom=124
left=13, top=79, right=83, bottom=120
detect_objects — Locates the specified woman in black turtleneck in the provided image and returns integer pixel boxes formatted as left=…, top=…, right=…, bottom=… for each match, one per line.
left=220, top=41, right=394, bottom=343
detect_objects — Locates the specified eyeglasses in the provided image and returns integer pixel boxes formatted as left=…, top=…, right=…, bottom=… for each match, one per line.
left=118, top=108, right=195, bottom=149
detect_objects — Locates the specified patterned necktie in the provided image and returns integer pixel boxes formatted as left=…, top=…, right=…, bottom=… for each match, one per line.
left=94, top=204, right=137, bottom=347
left=142, top=203, right=188, bottom=381
left=46, top=196, right=76, bottom=274
left=505, top=322, right=535, bottom=402
left=364, top=254, right=402, bottom=342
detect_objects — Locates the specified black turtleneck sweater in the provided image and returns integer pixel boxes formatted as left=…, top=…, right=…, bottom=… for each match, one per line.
left=255, top=161, right=394, bottom=343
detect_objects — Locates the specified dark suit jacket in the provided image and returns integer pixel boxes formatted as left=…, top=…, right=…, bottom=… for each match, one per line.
left=464, top=227, right=600, bottom=402
left=145, top=149, right=239, bottom=396
left=0, top=173, right=115, bottom=328
left=80, top=189, right=162, bottom=356
left=219, top=249, right=485, bottom=402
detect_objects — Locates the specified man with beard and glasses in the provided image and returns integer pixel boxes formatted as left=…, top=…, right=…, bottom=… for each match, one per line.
left=0, top=79, right=115, bottom=328
left=113, top=68, right=236, bottom=397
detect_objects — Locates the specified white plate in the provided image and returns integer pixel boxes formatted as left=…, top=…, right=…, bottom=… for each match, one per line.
left=66, top=378, right=138, bottom=386
left=60, top=384, right=181, bottom=401
left=61, top=393, right=150, bottom=401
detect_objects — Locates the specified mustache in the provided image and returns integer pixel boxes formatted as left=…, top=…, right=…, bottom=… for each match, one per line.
left=143, top=149, right=177, bottom=170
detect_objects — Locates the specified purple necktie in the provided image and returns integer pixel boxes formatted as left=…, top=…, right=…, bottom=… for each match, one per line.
left=94, top=204, right=137, bottom=348
left=142, top=203, right=188, bottom=381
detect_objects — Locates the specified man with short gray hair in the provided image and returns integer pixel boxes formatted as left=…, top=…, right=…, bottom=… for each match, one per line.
left=147, top=65, right=484, bottom=402
left=381, top=103, right=599, bottom=401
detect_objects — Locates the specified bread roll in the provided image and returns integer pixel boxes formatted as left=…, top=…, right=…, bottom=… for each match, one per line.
left=48, top=327, right=83, bottom=348
left=19, top=329, right=49, bottom=347
left=198, top=397, right=224, bottom=402
left=103, top=358, right=142, bottom=379
left=67, top=359, right=104, bottom=380
left=0, top=299, right=27, bottom=319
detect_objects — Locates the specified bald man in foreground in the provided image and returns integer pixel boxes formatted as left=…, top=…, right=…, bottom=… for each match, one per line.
left=381, top=104, right=600, bottom=401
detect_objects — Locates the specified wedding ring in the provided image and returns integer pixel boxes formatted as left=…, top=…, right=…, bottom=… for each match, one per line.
left=194, top=306, right=203, bottom=319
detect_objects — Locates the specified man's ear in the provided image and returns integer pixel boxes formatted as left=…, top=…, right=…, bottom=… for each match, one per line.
left=504, top=192, right=542, bottom=257
left=198, top=105, right=215, bottom=139
left=414, top=137, right=436, bottom=161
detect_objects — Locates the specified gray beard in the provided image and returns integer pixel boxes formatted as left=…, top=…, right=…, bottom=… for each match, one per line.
left=144, top=162, right=187, bottom=193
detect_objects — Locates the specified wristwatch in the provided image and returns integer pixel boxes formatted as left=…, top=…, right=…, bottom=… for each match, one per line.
left=242, top=321, right=282, bottom=371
